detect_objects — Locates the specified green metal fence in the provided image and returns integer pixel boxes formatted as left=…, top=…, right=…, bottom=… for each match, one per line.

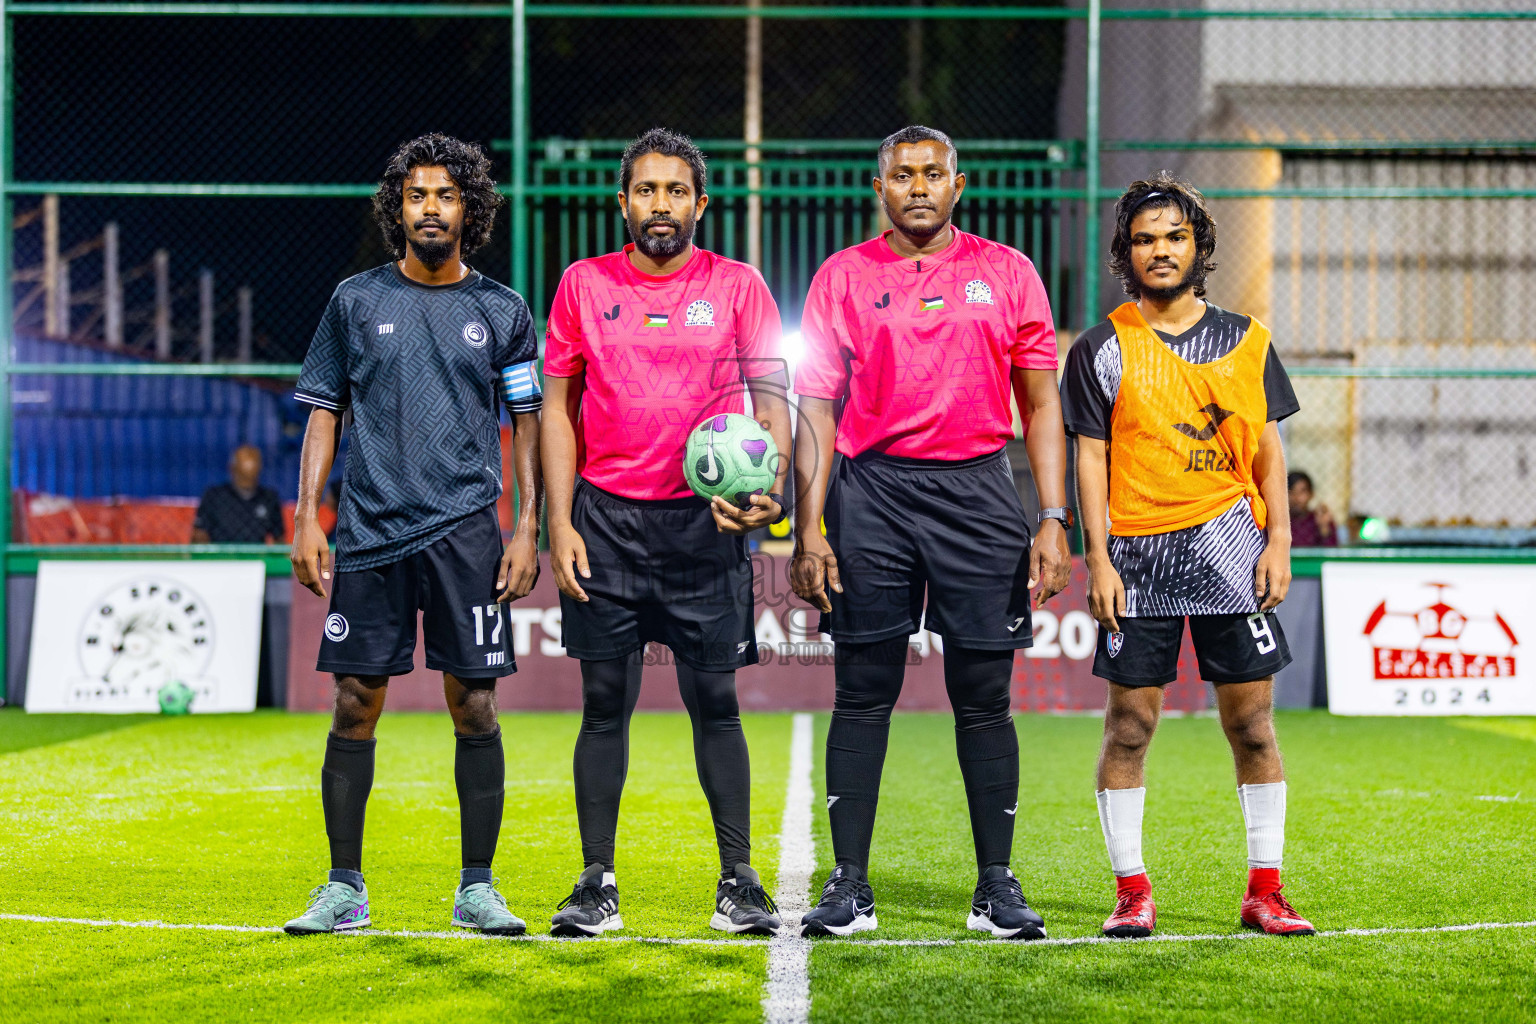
left=5, top=3, right=1536, bottom=690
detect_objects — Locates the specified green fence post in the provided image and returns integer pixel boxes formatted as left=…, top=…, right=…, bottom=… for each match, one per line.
left=511, top=0, right=529, bottom=297
left=0, top=0, right=11, bottom=695
left=1081, top=0, right=1101, bottom=333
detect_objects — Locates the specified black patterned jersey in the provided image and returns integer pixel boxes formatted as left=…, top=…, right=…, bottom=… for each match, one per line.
left=295, top=263, right=540, bottom=571
left=1060, top=303, right=1299, bottom=617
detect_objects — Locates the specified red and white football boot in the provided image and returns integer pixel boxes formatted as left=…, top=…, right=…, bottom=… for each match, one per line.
left=1102, top=873, right=1156, bottom=938
left=1239, top=869, right=1315, bottom=936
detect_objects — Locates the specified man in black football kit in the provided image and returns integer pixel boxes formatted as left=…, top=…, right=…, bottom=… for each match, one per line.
left=282, top=134, right=543, bottom=936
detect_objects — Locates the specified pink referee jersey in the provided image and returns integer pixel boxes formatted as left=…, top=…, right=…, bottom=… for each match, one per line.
left=794, top=228, right=1058, bottom=460
left=543, top=245, right=783, bottom=500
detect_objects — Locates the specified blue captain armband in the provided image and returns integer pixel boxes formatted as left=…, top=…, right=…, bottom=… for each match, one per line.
left=501, top=361, right=543, bottom=414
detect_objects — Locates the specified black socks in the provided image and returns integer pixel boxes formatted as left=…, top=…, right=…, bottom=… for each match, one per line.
left=322, top=733, right=375, bottom=877
left=455, top=728, right=505, bottom=877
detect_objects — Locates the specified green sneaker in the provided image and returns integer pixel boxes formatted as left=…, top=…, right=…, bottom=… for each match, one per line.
left=283, top=881, right=370, bottom=934
left=453, top=880, right=526, bottom=936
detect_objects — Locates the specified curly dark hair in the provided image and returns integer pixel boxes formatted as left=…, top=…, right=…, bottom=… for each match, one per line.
left=372, top=133, right=504, bottom=260
left=1108, top=171, right=1218, bottom=299
left=620, top=127, right=708, bottom=196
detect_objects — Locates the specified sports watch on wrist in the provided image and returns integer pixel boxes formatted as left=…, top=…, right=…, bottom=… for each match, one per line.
left=767, top=493, right=788, bottom=526
left=1038, top=507, right=1075, bottom=529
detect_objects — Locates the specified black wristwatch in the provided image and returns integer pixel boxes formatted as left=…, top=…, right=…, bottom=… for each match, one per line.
left=767, top=493, right=789, bottom=526
left=1038, top=507, right=1075, bottom=529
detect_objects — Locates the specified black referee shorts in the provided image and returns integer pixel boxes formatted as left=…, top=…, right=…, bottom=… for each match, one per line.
left=559, top=478, right=757, bottom=672
left=317, top=505, right=515, bottom=679
left=1093, top=611, right=1292, bottom=687
left=818, top=449, right=1035, bottom=651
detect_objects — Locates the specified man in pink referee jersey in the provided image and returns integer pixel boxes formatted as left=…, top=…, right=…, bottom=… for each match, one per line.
left=541, top=129, right=791, bottom=938
left=791, top=126, right=1072, bottom=940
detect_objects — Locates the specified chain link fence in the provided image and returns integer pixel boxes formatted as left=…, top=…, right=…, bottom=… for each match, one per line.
left=7, top=2, right=1535, bottom=549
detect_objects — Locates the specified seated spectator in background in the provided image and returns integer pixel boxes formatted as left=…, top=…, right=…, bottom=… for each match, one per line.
left=1288, top=470, right=1338, bottom=547
left=192, top=445, right=286, bottom=543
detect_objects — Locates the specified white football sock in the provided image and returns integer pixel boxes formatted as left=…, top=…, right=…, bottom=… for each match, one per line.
left=1096, top=787, right=1147, bottom=877
left=1237, top=782, right=1286, bottom=869
left=602, top=872, right=617, bottom=888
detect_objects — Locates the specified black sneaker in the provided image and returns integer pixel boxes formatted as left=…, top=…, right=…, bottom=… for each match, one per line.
left=967, top=865, right=1046, bottom=940
left=711, top=863, right=783, bottom=936
left=550, top=863, right=622, bottom=937
left=799, top=864, right=876, bottom=937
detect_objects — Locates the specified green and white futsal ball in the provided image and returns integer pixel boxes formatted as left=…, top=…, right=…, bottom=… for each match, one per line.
left=683, top=413, right=778, bottom=510
left=157, top=680, right=195, bottom=715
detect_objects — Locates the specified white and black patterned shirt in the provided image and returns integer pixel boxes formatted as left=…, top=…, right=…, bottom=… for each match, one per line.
left=1060, top=303, right=1299, bottom=617
left=295, top=264, right=541, bottom=571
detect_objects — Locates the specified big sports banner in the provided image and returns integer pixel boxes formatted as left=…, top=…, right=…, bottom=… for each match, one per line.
left=26, top=560, right=265, bottom=713
left=1322, top=562, right=1536, bottom=715
left=288, top=555, right=1212, bottom=713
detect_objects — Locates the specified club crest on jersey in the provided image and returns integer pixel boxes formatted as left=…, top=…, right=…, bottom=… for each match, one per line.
left=643, top=312, right=669, bottom=327
left=684, top=299, right=715, bottom=327
left=1107, top=631, right=1124, bottom=658
left=919, top=296, right=945, bottom=312
left=965, top=279, right=994, bottom=305
left=462, top=321, right=489, bottom=348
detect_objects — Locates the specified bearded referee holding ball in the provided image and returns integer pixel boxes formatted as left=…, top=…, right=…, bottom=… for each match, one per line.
left=283, top=134, right=542, bottom=936
left=1061, top=172, right=1314, bottom=939
left=541, top=129, right=791, bottom=937
left=792, top=126, right=1071, bottom=940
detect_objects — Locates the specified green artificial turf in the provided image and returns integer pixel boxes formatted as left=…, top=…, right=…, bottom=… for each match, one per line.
left=805, top=712, right=1536, bottom=1023
left=1, top=708, right=1533, bottom=1023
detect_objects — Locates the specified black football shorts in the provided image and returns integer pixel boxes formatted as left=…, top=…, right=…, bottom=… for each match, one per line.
left=1093, top=611, right=1292, bottom=687
left=817, top=448, right=1035, bottom=650
left=316, top=505, right=515, bottom=679
left=558, top=478, right=757, bottom=672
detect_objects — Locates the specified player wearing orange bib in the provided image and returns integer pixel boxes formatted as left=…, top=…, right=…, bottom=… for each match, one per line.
left=1061, top=173, right=1314, bottom=938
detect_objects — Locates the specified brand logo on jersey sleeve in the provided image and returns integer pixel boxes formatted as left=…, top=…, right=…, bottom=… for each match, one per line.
left=643, top=313, right=670, bottom=327
left=874, top=293, right=891, bottom=309
left=462, top=321, right=489, bottom=348
left=964, top=279, right=994, bottom=305
left=377, top=323, right=394, bottom=335
left=602, top=304, right=621, bottom=321
left=684, top=300, right=715, bottom=327
left=919, top=296, right=945, bottom=312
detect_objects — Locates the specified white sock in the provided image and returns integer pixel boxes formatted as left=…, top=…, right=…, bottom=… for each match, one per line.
left=1237, top=782, right=1286, bottom=869
left=1096, top=788, right=1147, bottom=877
left=602, top=872, right=617, bottom=888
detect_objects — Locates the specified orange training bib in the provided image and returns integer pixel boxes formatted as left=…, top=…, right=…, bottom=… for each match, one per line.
left=1105, top=302, right=1270, bottom=536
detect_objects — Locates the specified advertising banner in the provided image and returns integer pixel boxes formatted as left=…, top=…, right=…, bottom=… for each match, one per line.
left=1323, top=562, right=1535, bottom=715
left=25, top=560, right=266, bottom=714
left=288, top=555, right=1212, bottom=714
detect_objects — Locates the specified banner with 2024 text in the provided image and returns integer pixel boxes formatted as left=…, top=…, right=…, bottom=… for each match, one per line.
left=25, top=560, right=265, bottom=714
left=1322, top=562, right=1536, bottom=715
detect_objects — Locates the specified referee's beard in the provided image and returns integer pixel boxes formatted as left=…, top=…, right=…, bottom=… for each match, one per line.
left=628, top=211, right=695, bottom=261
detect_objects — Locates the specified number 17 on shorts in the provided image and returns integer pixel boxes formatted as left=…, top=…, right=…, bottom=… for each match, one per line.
left=472, top=604, right=507, bottom=669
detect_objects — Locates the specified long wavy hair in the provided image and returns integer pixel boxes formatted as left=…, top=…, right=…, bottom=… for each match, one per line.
left=372, top=133, right=504, bottom=260
left=1108, top=171, right=1218, bottom=299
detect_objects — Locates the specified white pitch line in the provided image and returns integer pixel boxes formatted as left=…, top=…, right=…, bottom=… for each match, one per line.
left=763, top=712, right=816, bottom=1024
left=0, top=913, right=754, bottom=945
left=3, top=912, right=1533, bottom=950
